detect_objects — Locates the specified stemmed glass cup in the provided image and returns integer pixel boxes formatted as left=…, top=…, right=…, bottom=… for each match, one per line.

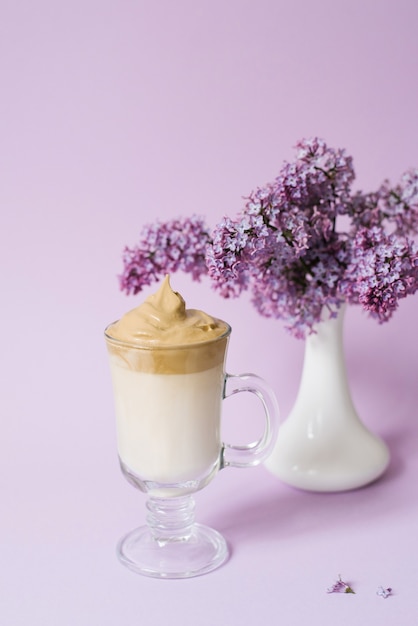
left=105, top=322, right=279, bottom=578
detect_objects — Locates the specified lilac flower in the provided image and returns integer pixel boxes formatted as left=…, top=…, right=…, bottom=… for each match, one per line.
left=206, top=140, right=418, bottom=334
left=207, top=138, right=356, bottom=334
left=327, top=575, right=355, bottom=594
left=378, top=169, right=418, bottom=236
left=346, top=169, right=418, bottom=236
left=341, top=227, right=418, bottom=323
left=119, top=138, right=418, bottom=338
left=119, top=216, right=212, bottom=295
left=376, top=586, right=392, bottom=599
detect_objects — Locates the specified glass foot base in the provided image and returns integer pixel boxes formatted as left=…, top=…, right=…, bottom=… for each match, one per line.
left=117, top=523, right=229, bottom=579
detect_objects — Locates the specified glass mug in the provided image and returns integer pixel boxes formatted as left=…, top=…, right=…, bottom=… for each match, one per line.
left=105, top=322, right=279, bottom=579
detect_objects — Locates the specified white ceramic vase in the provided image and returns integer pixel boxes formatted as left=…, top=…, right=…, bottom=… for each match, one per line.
left=265, top=306, right=390, bottom=492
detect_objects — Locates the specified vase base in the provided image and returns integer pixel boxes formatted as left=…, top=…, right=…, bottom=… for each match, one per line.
left=265, top=433, right=390, bottom=493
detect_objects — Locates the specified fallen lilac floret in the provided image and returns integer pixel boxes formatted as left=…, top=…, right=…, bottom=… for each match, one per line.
left=377, top=586, right=392, bottom=599
left=327, top=575, right=355, bottom=594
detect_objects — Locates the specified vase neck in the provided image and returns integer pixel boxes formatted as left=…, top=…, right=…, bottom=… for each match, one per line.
left=305, top=306, right=346, bottom=362
left=298, top=306, right=352, bottom=402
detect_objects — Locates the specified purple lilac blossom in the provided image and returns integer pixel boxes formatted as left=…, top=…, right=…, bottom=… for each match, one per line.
left=376, top=586, right=392, bottom=599
left=207, top=138, right=356, bottom=334
left=340, top=227, right=418, bottom=322
left=207, top=139, right=418, bottom=335
left=119, top=216, right=212, bottom=295
left=377, top=169, right=418, bottom=236
left=119, top=138, right=418, bottom=338
left=346, top=169, right=418, bottom=235
left=327, top=575, right=355, bottom=594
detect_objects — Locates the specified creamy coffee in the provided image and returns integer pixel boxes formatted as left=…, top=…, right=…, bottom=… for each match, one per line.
left=105, top=276, right=230, bottom=486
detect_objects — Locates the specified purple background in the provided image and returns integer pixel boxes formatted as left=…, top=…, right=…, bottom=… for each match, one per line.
left=2, top=1, right=418, bottom=623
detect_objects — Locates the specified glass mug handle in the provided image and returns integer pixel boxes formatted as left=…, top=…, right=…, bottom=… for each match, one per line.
left=221, top=373, right=280, bottom=469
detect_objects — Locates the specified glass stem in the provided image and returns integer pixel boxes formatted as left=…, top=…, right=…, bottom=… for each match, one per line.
left=146, top=495, right=196, bottom=544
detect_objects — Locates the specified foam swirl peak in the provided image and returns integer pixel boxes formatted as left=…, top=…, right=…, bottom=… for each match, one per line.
left=106, top=275, right=229, bottom=346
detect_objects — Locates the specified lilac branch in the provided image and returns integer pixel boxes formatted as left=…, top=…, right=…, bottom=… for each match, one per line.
left=118, top=138, right=418, bottom=338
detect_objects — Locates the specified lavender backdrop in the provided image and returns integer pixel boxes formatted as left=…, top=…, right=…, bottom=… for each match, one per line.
left=1, top=1, right=418, bottom=624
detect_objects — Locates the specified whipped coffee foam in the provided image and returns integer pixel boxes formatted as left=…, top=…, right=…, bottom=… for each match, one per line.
left=107, top=274, right=229, bottom=347
left=105, top=275, right=230, bottom=375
